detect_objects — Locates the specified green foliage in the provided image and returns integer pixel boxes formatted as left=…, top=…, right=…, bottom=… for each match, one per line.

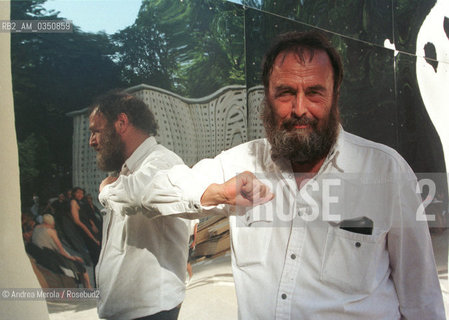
left=17, top=133, right=53, bottom=210
left=18, top=134, right=40, bottom=184
left=113, top=0, right=245, bottom=98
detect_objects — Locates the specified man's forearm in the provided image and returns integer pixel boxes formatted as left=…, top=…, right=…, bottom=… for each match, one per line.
left=200, top=183, right=228, bottom=206
left=200, top=171, right=274, bottom=207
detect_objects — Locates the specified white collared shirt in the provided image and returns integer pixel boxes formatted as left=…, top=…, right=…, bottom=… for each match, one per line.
left=143, top=129, right=445, bottom=319
left=96, top=137, right=192, bottom=320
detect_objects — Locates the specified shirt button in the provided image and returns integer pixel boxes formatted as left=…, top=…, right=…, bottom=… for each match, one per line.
left=290, top=254, right=296, bottom=260
left=281, top=294, right=287, bottom=299
left=355, top=242, right=361, bottom=248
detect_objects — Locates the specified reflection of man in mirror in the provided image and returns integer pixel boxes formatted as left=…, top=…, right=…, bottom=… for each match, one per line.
left=88, top=91, right=192, bottom=320
left=131, top=31, right=447, bottom=319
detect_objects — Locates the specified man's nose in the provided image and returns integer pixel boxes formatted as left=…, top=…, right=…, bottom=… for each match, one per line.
left=292, top=93, right=307, bottom=117
left=89, top=133, right=96, bottom=147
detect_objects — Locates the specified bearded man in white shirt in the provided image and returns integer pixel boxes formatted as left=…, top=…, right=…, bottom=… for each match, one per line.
left=88, top=91, right=191, bottom=320
left=109, top=31, right=446, bottom=319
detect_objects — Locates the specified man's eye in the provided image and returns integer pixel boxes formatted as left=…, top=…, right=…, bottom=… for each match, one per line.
left=277, top=91, right=294, bottom=98
left=306, top=87, right=325, bottom=96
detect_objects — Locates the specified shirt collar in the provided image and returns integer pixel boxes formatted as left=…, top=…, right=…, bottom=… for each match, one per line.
left=121, top=136, right=157, bottom=174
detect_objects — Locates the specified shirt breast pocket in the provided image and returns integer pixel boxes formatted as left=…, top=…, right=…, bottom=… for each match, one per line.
left=231, top=213, right=273, bottom=268
left=320, top=225, right=387, bottom=294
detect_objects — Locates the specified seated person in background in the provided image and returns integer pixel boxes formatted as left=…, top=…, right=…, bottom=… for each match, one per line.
left=31, top=214, right=92, bottom=288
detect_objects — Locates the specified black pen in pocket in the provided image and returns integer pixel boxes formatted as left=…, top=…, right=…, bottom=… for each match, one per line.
left=339, top=216, right=373, bottom=235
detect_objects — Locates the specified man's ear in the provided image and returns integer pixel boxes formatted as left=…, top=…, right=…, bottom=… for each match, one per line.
left=114, top=113, right=129, bottom=135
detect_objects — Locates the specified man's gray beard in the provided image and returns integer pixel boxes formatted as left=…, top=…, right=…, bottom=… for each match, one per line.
left=96, top=126, right=126, bottom=172
left=263, top=100, right=339, bottom=164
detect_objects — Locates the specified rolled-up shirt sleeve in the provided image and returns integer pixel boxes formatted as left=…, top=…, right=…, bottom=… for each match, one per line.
left=141, top=158, right=230, bottom=218
left=99, top=153, right=179, bottom=208
left=141, top=164, right=208, bottom=216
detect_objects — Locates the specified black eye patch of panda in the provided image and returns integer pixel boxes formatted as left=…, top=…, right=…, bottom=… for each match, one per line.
left=424, top=42, right=438, bottom=72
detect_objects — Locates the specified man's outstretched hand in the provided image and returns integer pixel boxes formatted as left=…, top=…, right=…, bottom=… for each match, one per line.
left=201, top=171, right=274, bottom=207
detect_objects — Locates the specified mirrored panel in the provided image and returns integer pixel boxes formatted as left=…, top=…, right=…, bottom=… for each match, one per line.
left=239, top=0, right=393, bottom=46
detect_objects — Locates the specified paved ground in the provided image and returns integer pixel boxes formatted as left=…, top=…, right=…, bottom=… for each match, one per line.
left=47, top=231, right=449, bottom=320
left=178, top=254, right=237, bottom=320
left=47, top=253, right=237, bottom=320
